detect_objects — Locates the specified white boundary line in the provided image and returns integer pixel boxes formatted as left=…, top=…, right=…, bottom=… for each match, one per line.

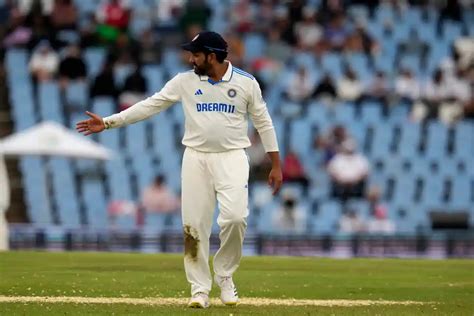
left=0, top=296, right=432, bottom=307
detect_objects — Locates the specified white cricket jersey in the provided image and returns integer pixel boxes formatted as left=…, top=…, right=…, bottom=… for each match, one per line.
left=103, top=62, right=279, bottom=153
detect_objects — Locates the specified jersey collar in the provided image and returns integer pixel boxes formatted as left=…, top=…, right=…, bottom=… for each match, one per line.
left=199, top=61, right=233, bottom=84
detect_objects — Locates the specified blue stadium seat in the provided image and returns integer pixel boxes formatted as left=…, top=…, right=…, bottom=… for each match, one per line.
left=288, top=118, right=313, bottom=158
left=396, top=123, right=421, bottom=159
left=392, top=174, right=416, bottom=205
left=114, top=214, right=137, bottom=230
left=243, top=33, right=265, bottom=63
left=130, top=153, right=155, bottom=194
left=20, top=158, right=54, bottom=225
left=424, top=121, right=448, bottom=159
left=333, top=102, right=356, bottom=125
left=143, top=213, right=166, bottom=231
left=450, top=177, right=472, bottom=210
left=321, top=53, right=343, bottom=79
left=65, top=81, right=88, bottom=108
left=85, top=48, right=106, bottom=77
left=49, top=158, right=82, bottom=228
left=105, top=157, right=133, bottom=202
left=92, top=97, right=116, bottom=117
left=370, top=124, right=393, bottom=157
left=420, top=175, right=444, bottom=206
left=82, top=180, right=108, bottom=228
left=360, top=102, right=382, bottom=124
left=38, top=82, right=64, bottom=123
left=143, top=65, right=164, bottom=95
left=114, top=64, right=134, bottom=87
left=453, top=122, right=474, bottom=160
left=311, top=200, right=342, bottom=234
left=125, top=121, right=148, bottom=154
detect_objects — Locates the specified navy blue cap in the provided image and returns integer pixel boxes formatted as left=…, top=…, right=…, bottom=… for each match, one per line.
left=181, top=31, right=228, bottom=54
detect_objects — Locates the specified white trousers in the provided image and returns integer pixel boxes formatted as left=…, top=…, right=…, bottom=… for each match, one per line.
left=181, top=147, right=249, bottom=295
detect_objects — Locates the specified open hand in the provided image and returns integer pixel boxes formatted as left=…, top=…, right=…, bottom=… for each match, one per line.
left=76, top=111, right=105, bottom=136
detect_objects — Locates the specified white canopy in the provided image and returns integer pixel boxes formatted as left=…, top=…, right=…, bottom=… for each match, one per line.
left=0, top=121, right=112, bottom=160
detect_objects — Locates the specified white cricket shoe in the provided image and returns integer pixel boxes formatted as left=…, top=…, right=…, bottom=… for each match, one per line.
left=188, top=292, right=210, bottom=308
left=214, top=275, right=239, bottom=306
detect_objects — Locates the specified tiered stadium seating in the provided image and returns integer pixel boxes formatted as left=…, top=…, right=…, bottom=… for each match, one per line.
left=7, top=1, right=473, bottom=234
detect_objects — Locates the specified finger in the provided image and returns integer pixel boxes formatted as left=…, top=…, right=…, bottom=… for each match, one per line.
left=268, top=176, right=273, bottom=187
left=76, top=123, right=89, bottom=129
left=76, top=121, right=89, bottom=128
left=86, top=111, right=100, bottom=121
left=84, top=130, right=93, bottom=136
left=272, top=179, right=282, bottom=195
left=77, top=127, right=89, bottom=133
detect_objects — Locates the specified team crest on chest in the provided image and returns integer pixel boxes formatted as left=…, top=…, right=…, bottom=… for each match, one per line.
left=227, top=88, right=237, bottom=98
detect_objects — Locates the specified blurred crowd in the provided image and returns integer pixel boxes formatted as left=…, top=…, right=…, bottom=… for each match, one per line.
left=0, top=0, right=472, bottom=235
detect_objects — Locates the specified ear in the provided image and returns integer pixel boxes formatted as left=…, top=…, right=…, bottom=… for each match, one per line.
left=206, top=52, right=217, bottom=64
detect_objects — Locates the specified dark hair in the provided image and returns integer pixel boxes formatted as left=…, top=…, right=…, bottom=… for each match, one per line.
left=205, top=51, right=227, bottom=63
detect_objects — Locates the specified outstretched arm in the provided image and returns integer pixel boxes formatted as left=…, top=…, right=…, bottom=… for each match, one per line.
left=76, top=111, right=105, bottom=136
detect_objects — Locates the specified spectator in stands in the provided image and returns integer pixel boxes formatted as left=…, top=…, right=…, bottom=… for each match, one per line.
left=179, top=0, right=211, bottom=33
left=436, top=0, right=464, bottom=37
left=274, top=5, right=295, bottom=46
left=438, top=68, right=471, bottom=124
left=110, top=33, right=140, bottom=68
left=394, top=68, right=421, bottom=105
left=225, top=32, right=245, bottom=68
left=327, top=139, right=369, bottom=202
left=18, top=0, right=53, bottom=17
left=265, top=29, right=292, bottom=65
left=412, top=69, right=448, bottom=122
left=318, top=0, right=346, bottom=24
left=394, top=28, right=429, bottom=69
left=367, top=207, right=395, bottom=235
left=27, top=14, right=53, bottom=50
left=141, top=175, right=180, bottom=214
left=118, top=64, right=148, bottom=111
left=294, top=6, right=323, bottom=51
left=323, top=13, right=349, bottom=52
left=282, top=151, right=310, bottom=194
left=272, top=190, right=306, bottom=234
left=2, top=1, right=33, bottom=48
left=338, top=208, right=364, bottom=234
left=337, top=66, right=363, bottom=104
left=344, top=24, right=378, bottom=63
left=90, top=60, right=118, bottom=100
left=229, top=0, right=254, bottom=34
left=284, top=66, right=314, bottom=105
left=366, top=186, right=388, bottom=216
left=108, top=200, right=137, bottom=226
left=58, top=44, right=87, bottom=88
left=137, top=28, right=162, bottom=65
left=248, top=130, right=271, bottom=183
left=96, top=0, right=130, bottom=43
left=314, top=125, right=351, bottom=164
left=50, top=0, right=77, bottom=32
left=312, top=73, right=337, bottom=101
left=362, top=70, right=390, bottom=115
left=253, top=0, right=275, bottom=34
left=79, top=13, right=99, bottom=48
left=29, top=40, right=59, bottom=82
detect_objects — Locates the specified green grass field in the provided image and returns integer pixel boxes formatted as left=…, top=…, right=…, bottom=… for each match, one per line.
left=0, top=251, right=473, bottom=315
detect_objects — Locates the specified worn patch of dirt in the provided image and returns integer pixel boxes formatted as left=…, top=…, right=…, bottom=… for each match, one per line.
left=183, top=224, right=199, bottom=262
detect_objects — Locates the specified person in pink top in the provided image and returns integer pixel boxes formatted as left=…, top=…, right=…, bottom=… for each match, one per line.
left=141, top=175, right=180, bottom=214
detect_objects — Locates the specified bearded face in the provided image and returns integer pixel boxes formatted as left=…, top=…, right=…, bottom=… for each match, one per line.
left=193, top=56, right=211, bottom=76
left=189, top=52, right=213, bottom=76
